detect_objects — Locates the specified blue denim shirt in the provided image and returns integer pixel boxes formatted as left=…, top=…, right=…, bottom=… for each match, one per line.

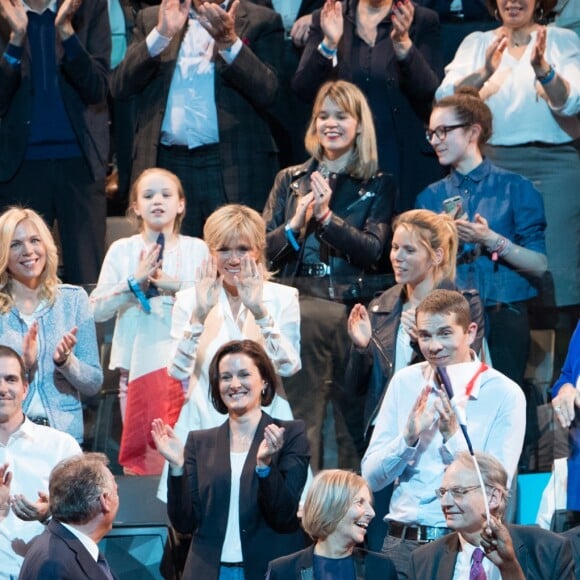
left=416, top=158, right=547, bottom=305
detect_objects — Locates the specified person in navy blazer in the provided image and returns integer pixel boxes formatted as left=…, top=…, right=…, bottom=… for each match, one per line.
left=409, top=452, right=575, bottom=580
left=266, top=469, right=397, bottom=579
left=152, top=339, right=310, bottom=580
left=19, top=453, right=119, bottom=580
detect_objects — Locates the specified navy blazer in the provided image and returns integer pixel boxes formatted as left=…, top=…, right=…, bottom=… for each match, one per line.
left=409, top=524, right=575, bottom=580
left=266, top=545, right=398, bottom=579
left=19, top=520, right=114, bottom=580
left=167, top=413, right=310, bottom=580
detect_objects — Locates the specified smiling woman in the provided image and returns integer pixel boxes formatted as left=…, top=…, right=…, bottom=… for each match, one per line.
left=152, top=339, right=310, bottom=580
left=266, top=469, right=397, bottom=579
left=0, top=207, right=102, bottom=443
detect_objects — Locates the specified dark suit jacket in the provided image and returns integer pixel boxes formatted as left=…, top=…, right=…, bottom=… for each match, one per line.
left=167, top=413, right=310, bottom=580
left=292, top=0, right=444, bottom=211
left=19, top=519, right=113, bottom=580
left=111, top=0, right=284, bottom=212
left=0, top=0, right=111, bottom=182
left=266, top=545, right=398, bottom=579
left=563, top=525, right=580, bottom=580
left=409, top=524, right=575, bottom=580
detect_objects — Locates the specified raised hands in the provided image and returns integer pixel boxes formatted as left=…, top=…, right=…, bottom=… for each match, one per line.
left=198, top=0, right=240, bottom=51
left=234, top=256, right=266, bottom=319
left=53, top=326, right=78, bottom=366
left=347, top=304, right=372, bottom=349
left=257, top=423, right=285, bottom=467
left=192, top=257, right=222, bottom=324
left=11, top=491, right=50, bottom=523
left=157, top=0, right=191, bottom=38
left=455, top=213, right=493, bottom=245
left=310, top=171, right=333, bottom=220
left=320, top=0, right=343, bottom=50
left=432, top=384, right=459, bottom=442
left=55, top=0, right=82, bottom=40
left=151, top=418, right=185, bottom=469
left=530, top=26, right=548, bottom=74
left=400, top=308, right=418, bottom=341
left=0, top=0, right=28, bottom=45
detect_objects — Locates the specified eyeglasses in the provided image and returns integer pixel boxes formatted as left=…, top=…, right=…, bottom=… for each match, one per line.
left=216, top=246, right=251, bottom=259
left=435, top=485, right=481, bottom=499
left=425, top=123, right=471, bottom=143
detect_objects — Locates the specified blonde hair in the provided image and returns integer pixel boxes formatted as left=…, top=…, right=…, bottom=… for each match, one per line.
left=302, top=469, right=371, bottom=541
left=0, top=207, right=60, bottom=314
left=203, top=204, right=270, bottom=277
left=392, top=209, right=458, bottom=285
left=305, top=81, right=378, bottom=181
left=127, top=168, right=186, bottom=232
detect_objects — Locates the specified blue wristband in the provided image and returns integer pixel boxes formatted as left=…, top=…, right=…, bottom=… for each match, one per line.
left=318, top=41, right=337, bottom=59
left=2, top=52, right=21, bottom=68
left=284, top=223, right=300, bottom=251
left=255, top=465, right=271, bottom=478
left=127, top=275, right=151, bottom=314
left=537, top=65, right=556, bottom=85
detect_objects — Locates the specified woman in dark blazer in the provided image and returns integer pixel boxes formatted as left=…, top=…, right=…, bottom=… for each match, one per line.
left=266, top=469, right=397, bottom=579
left=152, top=340, right=310, bottom=580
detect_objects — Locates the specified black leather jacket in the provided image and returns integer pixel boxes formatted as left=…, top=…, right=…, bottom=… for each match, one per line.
left=263, top=158, right=397, bottom=302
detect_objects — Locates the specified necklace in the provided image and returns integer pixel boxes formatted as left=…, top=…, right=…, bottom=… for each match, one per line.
left=511, top=33, right=531, bottom=47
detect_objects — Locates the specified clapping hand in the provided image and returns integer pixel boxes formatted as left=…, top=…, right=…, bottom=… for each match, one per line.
left=257, top=424, right=285, bottom=467
left=135, top=244, right=162, bottom=286
left=347, top=304, right=372, bottom=349
left=552, top=384, right=579, bottom=429
left=55, top=0, right=82, bottom=40
left=198, top=0, right=240, bottom=51
left=400, top=308, right=418, bottom=341
left=404, top=386, right=435, bottom=446
left=156, top=0, right=191, bottom=39
left=151, top=418, right=185, bottom=469
left=192, top=257, right=223, bottom=324
left=0, top=464, right=12, bottom=519
left=0, top=0, right=28, bottom=45
left=483, top=30, right=508, bottom=77
left=432, top=385, right=459, bottom=442
left=22, top=322, right=38, bottom=377
left=320, top=0, right=343, bottom=50
left=310, top=171, right=332, bottom=220
left=290, top=14, right=312, bottom=47
left=391, top=0, right=414, bottom=57
left=288, top=192, right=314, bottom=232
left=234, top=257, right=266, bottom=319
left=53, top=327, right=78, bottom=366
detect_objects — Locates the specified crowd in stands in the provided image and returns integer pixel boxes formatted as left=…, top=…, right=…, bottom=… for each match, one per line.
left=0, top=0, right=578, bottom=578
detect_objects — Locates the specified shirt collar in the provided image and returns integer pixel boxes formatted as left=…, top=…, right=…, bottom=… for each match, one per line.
left=23, top=0, right=57, bottom=14
left=190, top=0, right=229, bottom=18
left=450, top=158, right=493, bottom=187
left=61, top=522, right=100, bottom=561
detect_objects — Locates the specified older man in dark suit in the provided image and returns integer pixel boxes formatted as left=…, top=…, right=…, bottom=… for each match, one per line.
left=19, top=453, right=119, bottom=580
left=111, top=0, right=284, bottom=237
left=409, top=452, right=575, bottom=580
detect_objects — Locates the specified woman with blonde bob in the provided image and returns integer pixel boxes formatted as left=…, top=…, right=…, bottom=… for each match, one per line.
left=165, top=204, right=300, bottom=459
left=264, top=80, right=396, bottom=471
left=0, top=207, right=102, bottom=442
left=266, top=469, right=397, bottom=579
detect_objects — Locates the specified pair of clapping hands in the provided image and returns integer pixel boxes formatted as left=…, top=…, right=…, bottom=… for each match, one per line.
left=0, top=463, right=49, bottom=523
left=23, top=322, right=78, bottom=369
left=150, top=419, right=285, bottom=470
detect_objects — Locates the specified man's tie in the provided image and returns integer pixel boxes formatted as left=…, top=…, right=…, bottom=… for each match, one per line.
left=97, top=552, right=115, bottom=580
left=469, top=547, right=487, bottom=580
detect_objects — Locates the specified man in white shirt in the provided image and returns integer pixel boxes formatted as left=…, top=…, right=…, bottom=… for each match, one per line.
left=111, top=0, right=284, bottom=237
left=408, top=451, right=575, bottom=580
left=361, top=290, right=526, bottom=578
left=19, top=452, right=119, bottom=580
left=0, top=345, right=81, bottom=580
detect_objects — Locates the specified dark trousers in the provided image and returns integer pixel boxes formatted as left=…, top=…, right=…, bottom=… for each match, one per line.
left=157, top=144, right=228, bottom=238
left=283, top=295, right=365, bottom=472
left=0, top=157, right=106, bottom=285
left=486, top=301, right=530, bottom=388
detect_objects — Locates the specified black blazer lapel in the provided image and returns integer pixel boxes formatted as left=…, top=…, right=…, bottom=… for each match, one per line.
left=438, top=533, right=461, bottom=579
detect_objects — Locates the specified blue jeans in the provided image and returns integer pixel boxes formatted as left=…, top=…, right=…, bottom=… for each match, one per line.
left=219, top=565, right=245, bottom=580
